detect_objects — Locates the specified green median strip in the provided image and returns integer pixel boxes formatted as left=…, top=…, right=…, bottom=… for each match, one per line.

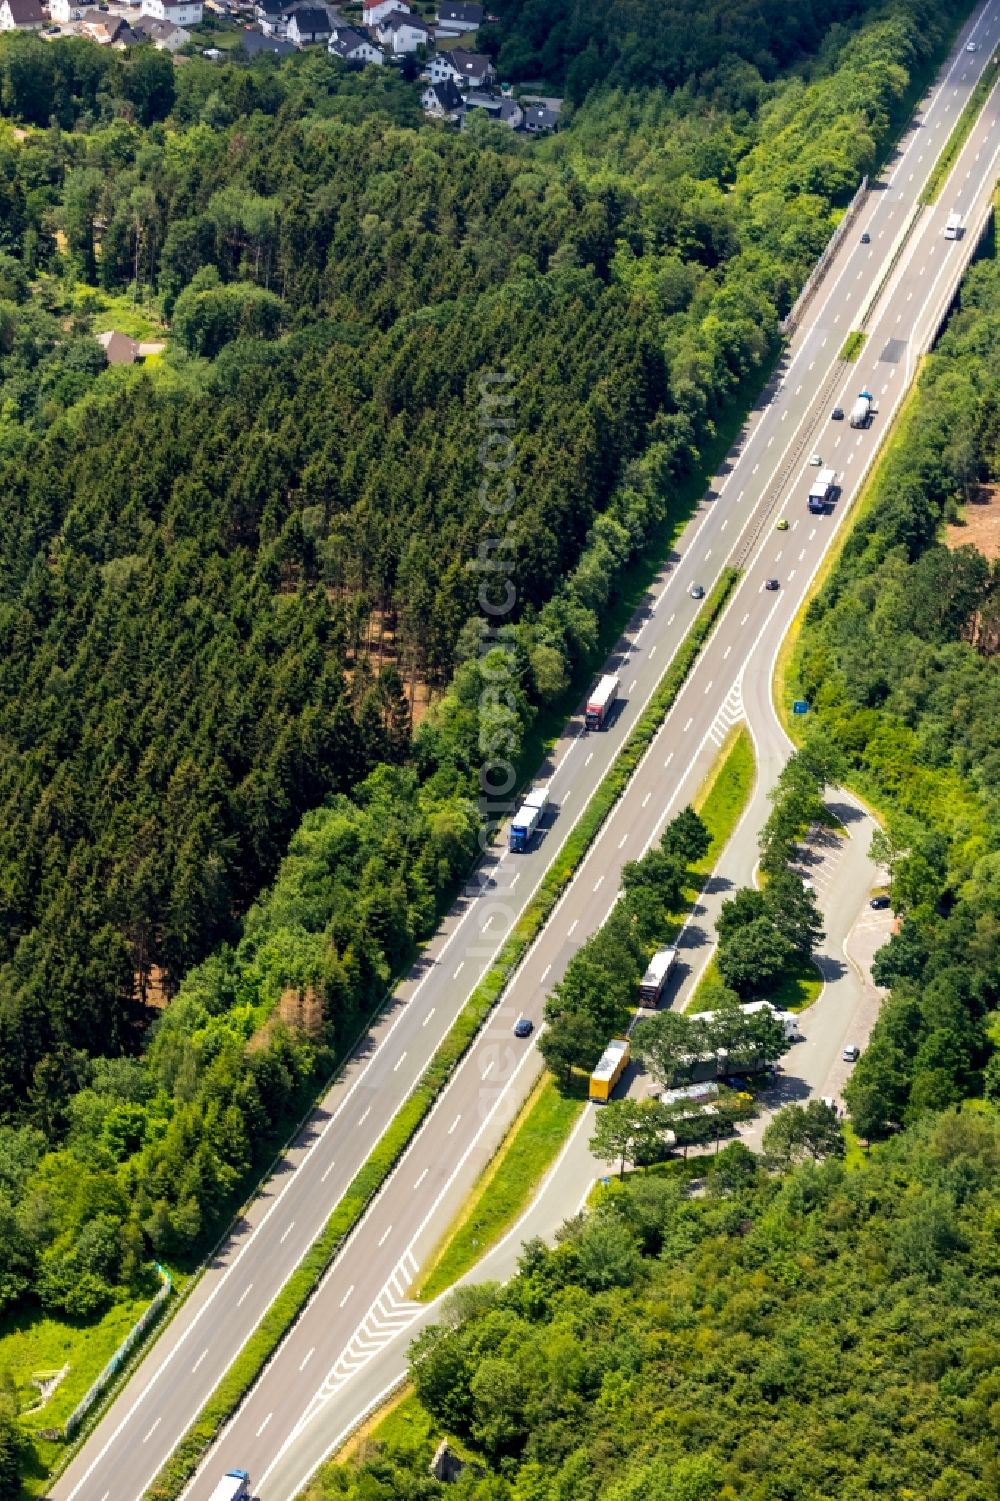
left=415, top=1073, right=584, bottom=1302
left=921, top=50, right=999, bottom=205
left=143, top=564, right=739, bottom=1501
left=839, top=330, right=866, bottom=363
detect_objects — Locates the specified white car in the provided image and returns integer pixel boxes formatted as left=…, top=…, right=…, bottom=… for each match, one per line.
left=843, top=1044, right=860, bottom=1063
left=967, top=40, right=977, bottom=51
left=809, top=453, right=822, bottom=466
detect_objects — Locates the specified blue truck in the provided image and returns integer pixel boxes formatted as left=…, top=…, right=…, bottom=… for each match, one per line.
left=508, top=786, right=549, bottom=852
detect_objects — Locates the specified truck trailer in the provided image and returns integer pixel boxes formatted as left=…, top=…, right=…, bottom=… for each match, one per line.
left=589, top=1039, right=630, bottom=1102
left=585, top=673, right=619, bottom=730
left=687, top=999, right=803, bottom=1042
left=807, top=467, right=838, bottom=513
left=638, top=946, right=677, bottom=1005
left=508, top=785, right=549, bottom=852
left=207, top=1471, right=250, bottom=1501
left=849, top=390, right=876, bottom=428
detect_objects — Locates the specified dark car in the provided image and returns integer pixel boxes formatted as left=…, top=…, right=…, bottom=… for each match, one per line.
left=690, top=583, right=705, bottom=599
left=860, top=232, right=871, bottom=244
left=831, top=406, right=844, bottom=420
left=765, top=578, right=780, bottom=591
left=869, top=894, right=891, bottom=910
left=513, top=1016, right=533, bottom=1038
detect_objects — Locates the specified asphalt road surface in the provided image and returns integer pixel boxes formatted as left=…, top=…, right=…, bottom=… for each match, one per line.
left=52, top=9, right=1000, bottom=1501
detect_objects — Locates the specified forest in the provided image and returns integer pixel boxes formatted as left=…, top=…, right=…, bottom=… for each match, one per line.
left=0, top=0, right=981, bottom=1482
left=307, top=1109, right=1000, bottom=1501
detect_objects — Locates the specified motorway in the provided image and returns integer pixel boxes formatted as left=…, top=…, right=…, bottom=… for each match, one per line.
left=53, top=9, right=1000, bottom=1501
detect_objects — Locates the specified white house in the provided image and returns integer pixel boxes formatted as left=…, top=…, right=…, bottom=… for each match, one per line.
left=328, top=24, right=383, bottom=64
left=0, top=0, right=44, bottom=29
left=376, top=8, right=429, bottom=53
left=430, top=47, right=492, bottom=89
left=420, top=77, right=462, bottom=120
left=48, top=0, right=78, bottom=23
left=435, top=1, right=481, bottom=36
left=140, top=0, right=202, bottom=25
left=427, top=52, right=457, bottom=84
left=361, top=0, right=405, bottom=25
left=286, top=4, right=329, bottom=44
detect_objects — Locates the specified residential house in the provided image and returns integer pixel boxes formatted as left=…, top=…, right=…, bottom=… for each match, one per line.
left=0, top=0, right=44, bottom=30
left=140, top=0, right=202, bottom=24
left=240, top=24, right=294, bottom=52
left=361, top=0, right=405, bottom=25
left=328, top=24, right=383, bottom=64
left=521, top=103, right=558, bottom=132
left=97, top=330, right=140, bottom=366
left=375, top=8, right=428, bottom=53
left=132, top=13, right=191, bottom=47
left=80, top=9, right=137, bottom=43
left=420, top=77, right=462, bottom=120
left=462, top=91, right=522, bottom=128
left=286, top=4, right=329, bottom=44
left=426, top=51, right=457, bottom=83
left=432, top=47, right=492, bottom=88
left=48, top=0, right=78, bottom=23
left=254, top=0, right=282, bottom=22
left=435, top=1, right=481, bottom=36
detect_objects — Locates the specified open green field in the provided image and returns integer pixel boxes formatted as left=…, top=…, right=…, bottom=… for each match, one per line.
left=4, top=1287, right=163, bottom=1493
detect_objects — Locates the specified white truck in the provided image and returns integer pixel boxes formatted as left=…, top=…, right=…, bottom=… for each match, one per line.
left=849, top=389, right=877, bottom=428
left=208, top=1471, right=250, bottom=1501
left=687, top=999, right=803, bottom=1042
left=585, top=673, right=619, bottom=730
left=807, top=467, right=838, bottom=514
left=638, top=946, right=677, bottom=1004
left=944, top=211, right=962, bottom=240
left=508, top=785, right=549, bottom=852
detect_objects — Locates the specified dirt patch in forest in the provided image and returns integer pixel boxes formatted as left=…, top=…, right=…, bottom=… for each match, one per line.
left=944, top=485, right=1000, bottom=560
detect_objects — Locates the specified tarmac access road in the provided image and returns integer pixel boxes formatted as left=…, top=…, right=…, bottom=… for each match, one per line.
left=52, top=6, right=1000, bottom=1500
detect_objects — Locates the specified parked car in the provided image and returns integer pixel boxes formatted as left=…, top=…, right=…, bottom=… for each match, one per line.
left=513, top=1016, right=533, bottom=1038
left=831, top=406, right=844, bottom=420
left=690, top=583, right=705, bottom=599
left=869, top=894, right=891, bottom=910
left=765, top=577, right=780, bottom=591
left=842, top=1044, right=861, bottom=1062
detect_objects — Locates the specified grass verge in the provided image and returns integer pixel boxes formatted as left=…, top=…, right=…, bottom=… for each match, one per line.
left=839, top=330, right=866, bottom=362
left=921, top=50, right=999, bottom=205
left=142, top=568, right=739, bottom=1501
left=690, top=724, right=756, bottom=872
left=415, top=1073, right=584, bottom=1301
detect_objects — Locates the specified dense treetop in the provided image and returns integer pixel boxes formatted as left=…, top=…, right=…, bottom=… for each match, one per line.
left=305, top=1110, right=1000, bottom=1501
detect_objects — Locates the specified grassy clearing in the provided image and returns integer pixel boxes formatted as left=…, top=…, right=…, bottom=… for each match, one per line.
left=83, top=289, right=166, bottom=344
left=6, top=1291, right=158, bottom=1493
left=839, top=330, right=866, bottom=362
left=768, top=955, right=824, bottom=1012
left=416, top=1074, right=584, bottom=1301
left=921, top=51, right=999, bottom=205
left=142, top=571, right=739, bottom=1501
